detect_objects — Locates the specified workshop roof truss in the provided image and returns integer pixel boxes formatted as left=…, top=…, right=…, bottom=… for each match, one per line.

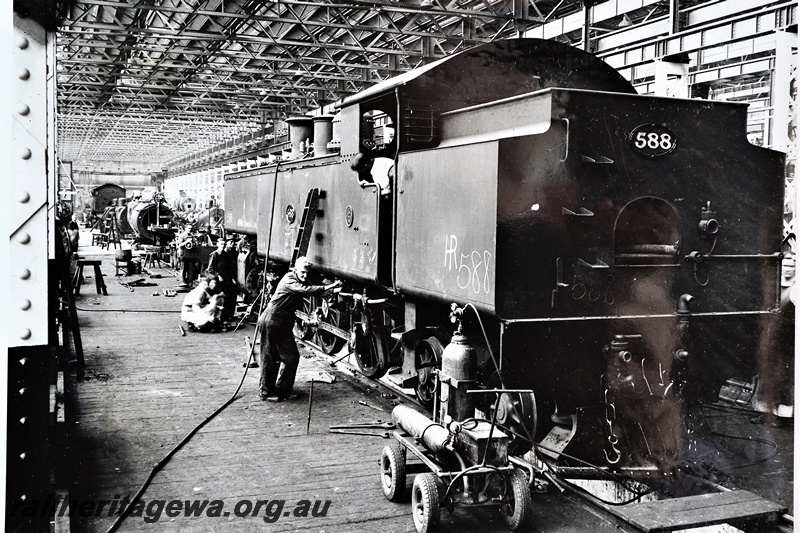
left=55, top=0, right=722, bottom=169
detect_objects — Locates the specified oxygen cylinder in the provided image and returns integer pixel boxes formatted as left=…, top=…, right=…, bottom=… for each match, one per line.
left=391, top=405, right=451, bottom=453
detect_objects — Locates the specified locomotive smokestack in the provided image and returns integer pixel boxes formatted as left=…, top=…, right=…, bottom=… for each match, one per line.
left=286, top=116, right=313, bottom=159
left=313, top=115, right=334, bottom=156
left=327, top=112, right=342, bottom=153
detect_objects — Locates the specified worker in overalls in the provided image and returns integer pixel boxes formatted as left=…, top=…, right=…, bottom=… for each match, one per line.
left=258, top=257, right=341, bottom=401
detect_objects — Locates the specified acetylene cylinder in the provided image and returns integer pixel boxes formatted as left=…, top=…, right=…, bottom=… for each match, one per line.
left=391, top=405, right=451, bottom=454
left=438, top=332, right=477, bottom=423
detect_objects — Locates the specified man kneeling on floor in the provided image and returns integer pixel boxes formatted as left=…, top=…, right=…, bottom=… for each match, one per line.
left=181, top=274, right=225, bottom=332
left=259, top=257, right=342, bottom=402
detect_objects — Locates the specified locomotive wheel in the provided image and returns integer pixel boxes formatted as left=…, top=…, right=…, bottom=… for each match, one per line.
left=415, top=337, right=443, bottom=409
left=292, top=297, right=315, bottom=340
left=354, top=326, right=388, bottom=379
left=411, top=473, right=441, bottom=533
left=244, top=268, right=262, bottom=299
left=380, top=442, right=406, bottom=502
left=483, top=372, right=537, bottom=456
left=316, top=302, right=346, bottom=355
left=500, top=469, right=532, bottom=530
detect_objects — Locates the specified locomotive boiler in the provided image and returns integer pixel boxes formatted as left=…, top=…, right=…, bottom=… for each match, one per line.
left=223, top=38, right=784, bottom=474
left=126, top=192, right=176, bottom=244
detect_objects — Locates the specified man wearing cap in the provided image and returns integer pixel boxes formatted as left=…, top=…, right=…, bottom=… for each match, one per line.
left=259, top=257, right=342, bottom=401
left=207, top=238, right=239, bottom=323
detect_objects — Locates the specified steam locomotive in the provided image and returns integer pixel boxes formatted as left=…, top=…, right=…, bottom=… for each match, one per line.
left=224, top=39, right=784, bottom=472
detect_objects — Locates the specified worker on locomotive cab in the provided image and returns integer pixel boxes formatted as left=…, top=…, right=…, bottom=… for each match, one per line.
left=207, top=237, right=239, bottom=323
left=180, top=274, right=225, bottom=332
left=258, top=257, right=342, bottom=402
left=350, top=153, right=392, bottom=195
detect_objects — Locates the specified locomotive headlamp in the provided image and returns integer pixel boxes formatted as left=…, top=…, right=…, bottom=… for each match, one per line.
left=698, top=201, right=719, bottom=237
left=698, top=218, right=719, bottom=235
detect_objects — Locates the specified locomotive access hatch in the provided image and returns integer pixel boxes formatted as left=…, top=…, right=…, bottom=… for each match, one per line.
left=609, top=489, right=787, bottom=532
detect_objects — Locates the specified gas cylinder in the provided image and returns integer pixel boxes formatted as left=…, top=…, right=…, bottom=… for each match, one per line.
left=438, top=330, right=477, bottom=423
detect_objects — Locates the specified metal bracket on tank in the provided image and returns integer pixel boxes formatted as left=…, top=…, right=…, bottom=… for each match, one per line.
left=562, top=207, right=594, bottom=217
left=559, top=118, right=570, bottom=162
left=581, top=155, right=614, bottom=164
left=577, top=258, right=609, bottom=269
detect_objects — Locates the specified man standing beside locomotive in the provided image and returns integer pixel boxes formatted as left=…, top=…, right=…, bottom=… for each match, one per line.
left=207, top=238, right=239, bottom=323
left=259, top=257, right=342, bottom=401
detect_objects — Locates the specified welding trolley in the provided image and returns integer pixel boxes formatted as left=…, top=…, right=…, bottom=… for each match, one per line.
left=379, top=316, right=534, bottom=533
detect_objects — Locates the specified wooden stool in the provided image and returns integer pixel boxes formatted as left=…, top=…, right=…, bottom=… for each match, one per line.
left=74, top=260, right=108, bottom=295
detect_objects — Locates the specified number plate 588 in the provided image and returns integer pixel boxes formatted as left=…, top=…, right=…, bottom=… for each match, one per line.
left=629, top=124, right=677, bottom=157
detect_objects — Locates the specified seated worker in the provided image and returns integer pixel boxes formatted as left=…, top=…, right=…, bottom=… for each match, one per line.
left=180, top=275, right=224, bottom=332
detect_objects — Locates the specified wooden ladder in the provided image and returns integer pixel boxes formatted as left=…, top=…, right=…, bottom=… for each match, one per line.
left=291, top=188, right=320, bottom=266
left=60, top=255, right=85, bottom=367
left=102, top=211, right=120, bottom=250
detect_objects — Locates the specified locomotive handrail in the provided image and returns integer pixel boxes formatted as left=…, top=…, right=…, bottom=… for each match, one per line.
left=684, top=252, right=782, bottom=261
left=338, top=291, right=388, bottom=305
left=502, top=309, right=779, bottom=323
left=616, top=244, right=679, bottom=255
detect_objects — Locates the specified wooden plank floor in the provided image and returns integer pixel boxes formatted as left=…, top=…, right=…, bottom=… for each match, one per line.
left=66, top=250, right=625, bottom=533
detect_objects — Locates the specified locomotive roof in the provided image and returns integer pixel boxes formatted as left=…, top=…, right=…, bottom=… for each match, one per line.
left=341, top=38, right=636, bottom=110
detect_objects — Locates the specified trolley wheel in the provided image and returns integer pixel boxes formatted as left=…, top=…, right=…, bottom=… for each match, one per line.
left=380, top=442, right=406, bottom=502
left=500, top=469, right=532, bottom=531
left=411, top=473, right=441, bottom=533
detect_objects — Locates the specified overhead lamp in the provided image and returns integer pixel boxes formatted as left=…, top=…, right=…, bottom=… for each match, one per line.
left=420, top=0, right=434, bottom=7
left=618, top=14, right=632, bottom=28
